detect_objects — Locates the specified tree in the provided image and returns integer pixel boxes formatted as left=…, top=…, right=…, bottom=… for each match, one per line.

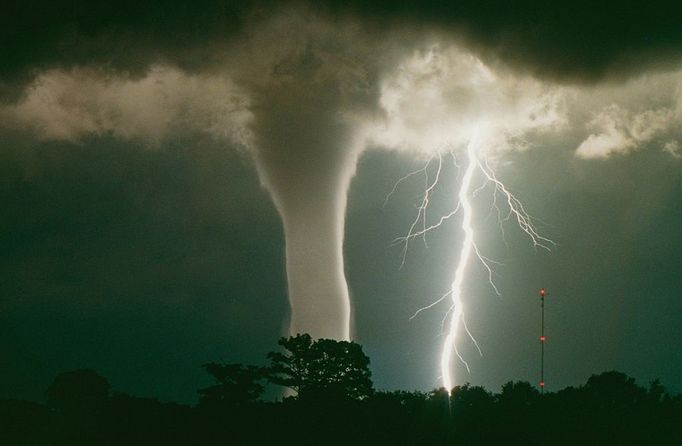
left=45, top=369, right=111, bottom=444
left=499, top=381, right=540, bottom=408
left=267, top=334, right=373, bottom=400
left=496, top=381, right=542, bottom=443
left=198, top=363, right=265, bottom=407
left=583, top=370, right=646, bottom=408
left=449, top=384, right=496, bottom=441
left=46, top=369, right=110, bottom=413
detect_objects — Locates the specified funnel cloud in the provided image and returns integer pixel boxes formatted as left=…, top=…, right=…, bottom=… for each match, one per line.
left=247, top=74, right=362, bottom=340
left=230, top=10, right=390, bottom=339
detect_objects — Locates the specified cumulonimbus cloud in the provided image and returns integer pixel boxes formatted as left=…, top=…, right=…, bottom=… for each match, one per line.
left=572, top=72, right=682, bottom=159
left=1, top=6, right=681, bottom=342
left=0, top=66, right=253, bottom=146
left=365, top=43, right=567, bottom=156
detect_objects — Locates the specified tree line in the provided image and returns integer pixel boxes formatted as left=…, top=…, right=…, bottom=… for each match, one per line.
left=1, top=334, right=680, bottom=445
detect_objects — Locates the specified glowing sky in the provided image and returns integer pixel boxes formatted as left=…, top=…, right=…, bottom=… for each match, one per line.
left=1, top=0, right=681, bottom=402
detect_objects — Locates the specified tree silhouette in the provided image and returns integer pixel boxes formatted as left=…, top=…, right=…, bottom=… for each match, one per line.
left=583, top=370, right=645, bottom=408
left=44, top=369, right=111, bottom=445
left=198, top=363, right=265, bottom=407
left=3, top=340, right=681, bottom=445
left=499, top=380, right=540, bottom=408
left=449, top=384, right=496, bottom=442
left=267, top=333, right=373, bottom=400
left=45, top=369, right=110, bottom=413
left=497, top=381, right=542, bottom=444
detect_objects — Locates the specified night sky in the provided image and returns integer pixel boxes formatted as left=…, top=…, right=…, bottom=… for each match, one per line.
left=2, top=1, right=681, bottom=403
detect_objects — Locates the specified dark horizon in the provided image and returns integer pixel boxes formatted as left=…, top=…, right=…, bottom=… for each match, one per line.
left=3, top=336, right=681, bottom=445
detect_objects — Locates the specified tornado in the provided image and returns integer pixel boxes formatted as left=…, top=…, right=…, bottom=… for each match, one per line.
left=247, top=79, right=363, bottom=340
left=225, top=6, right=394, bottom=341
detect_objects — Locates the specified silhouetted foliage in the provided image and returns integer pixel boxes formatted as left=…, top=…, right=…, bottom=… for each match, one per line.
left=198, top=363, right=265, bottom=408
left=46, top=369, right=110, bottom=413
left=450, top=384, right=495, bottom=439
left=2, top=338, right=681, bottom=445
left=0, top=399, right=50, bottom=445
left=105, top=393, right=193, bottom=446
left=496, top=380, right=542, bottom=442
left=499, top=380, right=541, bottom=407
left=267, top=333, right=374, bottom=400
left=43, top=370, right=112, bottom=445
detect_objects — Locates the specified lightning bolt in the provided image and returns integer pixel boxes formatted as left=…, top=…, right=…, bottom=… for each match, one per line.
left=441, top=133, right=478, bottom=392
left=393, top=129, right=554, bottom=393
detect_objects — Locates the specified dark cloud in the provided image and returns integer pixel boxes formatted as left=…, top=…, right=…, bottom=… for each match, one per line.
left=0, top=0, right=251, bottom=99
left=2, top=0, right=681, bottom=96
left=326, top=0, right=682, bottom=83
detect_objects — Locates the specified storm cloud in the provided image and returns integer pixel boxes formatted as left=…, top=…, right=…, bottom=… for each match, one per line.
left=3, top=1, right=682, bottom=88
left=1, top=0, right=682, bottom=400
left=3, top=2, right=682, bottom=339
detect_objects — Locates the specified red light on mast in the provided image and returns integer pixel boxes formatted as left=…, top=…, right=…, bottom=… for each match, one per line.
left=539, top=381, right=545, bottom=388
left=539, top=288, right=545, bottom=297
left=540, top=336, right=546, bottom=342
